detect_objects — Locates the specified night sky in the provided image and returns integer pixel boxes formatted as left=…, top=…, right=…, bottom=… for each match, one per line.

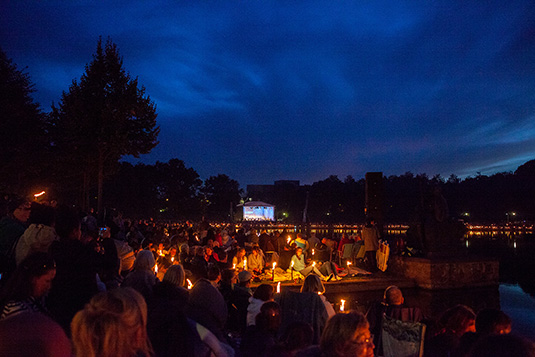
left=2, top=1, right=535, bottom=186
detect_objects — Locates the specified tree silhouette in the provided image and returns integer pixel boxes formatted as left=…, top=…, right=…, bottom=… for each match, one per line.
left=51, top=38, right=159, bottom=212
left=0, top=48, right=48, bottom=195
left=202, top=174, right=242, bottom=221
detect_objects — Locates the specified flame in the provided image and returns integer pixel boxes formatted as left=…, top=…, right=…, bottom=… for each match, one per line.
left=33, top=191, right=46, bottom=198
left=340, top=299, right=346, bottom=312
left=291, top=261, right=294, bottom=268
left=187, top=279, right=193, bottom=289
left=277, top=282, right=281, bottom=294
left=154, top=264, right=158, bottom=274
left=272, top=262, right=276, bottom=270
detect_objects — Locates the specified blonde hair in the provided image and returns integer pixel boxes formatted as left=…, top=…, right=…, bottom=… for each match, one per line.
left=71, top=287, right=153, bottom=357
left=163, top=264, right=185, bottom=287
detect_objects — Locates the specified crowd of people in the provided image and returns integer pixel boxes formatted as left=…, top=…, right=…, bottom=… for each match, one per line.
left=0, top=197, right=534, bottom=356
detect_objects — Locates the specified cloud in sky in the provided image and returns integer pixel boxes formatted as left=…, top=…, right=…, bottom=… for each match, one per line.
left=2, top=0, right=535, bottom=186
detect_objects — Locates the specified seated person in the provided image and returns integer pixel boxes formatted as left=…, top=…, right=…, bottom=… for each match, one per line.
left=247, top=246, right=265, bottom=275
left=366, top=285, right=424, bottom=353
left=290, top=247, right=330, bottom=281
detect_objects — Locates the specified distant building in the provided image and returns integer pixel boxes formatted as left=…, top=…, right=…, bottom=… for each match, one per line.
left=246, top=180, right=306, bottom=222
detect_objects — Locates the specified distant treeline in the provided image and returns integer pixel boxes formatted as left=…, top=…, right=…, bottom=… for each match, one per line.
left=94, top=158, right=535, bottom=224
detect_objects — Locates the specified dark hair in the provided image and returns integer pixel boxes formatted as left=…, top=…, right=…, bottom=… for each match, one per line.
left=0, top=252, right=56, bottom=307
left=475, top=309, right=512, bottom=335
left=7, top=196, right=29, bottom=215
left=440, top=304, right=476, bottom=336
left=253, top=284, right=274, bottom=301
left=28, top=203, right=56, bottom=226
left=55, top=206, right=81, bottom=240
left=207, top=264, right=221, bottom=281
left=320, top=312, right=370, bottom=357
left=256, top=301, right=281, bottom=332
left=221, top=269, right=237, bottom=283
left=283, top=321, right=314, bottom=351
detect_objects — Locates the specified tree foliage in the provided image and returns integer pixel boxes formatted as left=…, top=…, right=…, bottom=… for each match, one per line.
left=202, top=174, right=242, bottom=221
left=0, top=48, right=48, bottom=194
left=51, top=38, right=159, bottom=211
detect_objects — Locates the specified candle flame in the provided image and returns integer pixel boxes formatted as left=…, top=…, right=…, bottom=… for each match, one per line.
left=291, top=261, right=294, bottom=267
left=347, top=261, right=351, bottom=267
left=340, top=299, right=346, bottom=312
left=171, top=257, right=174, bottom=262
left=312, top=249, right=315, bottom=255
left=187, top=279, right=193, bottom=289
left=233, top=263, right=236, bottom=269
left=244, top=258, right=247, bottom=270
left=272, top=262, right=276, bottom=269
left=277, top=282, right=281, bottom=294
left=154, top=264, right=158, bottom=274
left=312, top=261, right=316, bottom=267
left=287, top=237, right=291, bottom=244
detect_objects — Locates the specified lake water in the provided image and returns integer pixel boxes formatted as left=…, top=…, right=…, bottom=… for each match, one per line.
left=325, top=229, right=535, bottom=339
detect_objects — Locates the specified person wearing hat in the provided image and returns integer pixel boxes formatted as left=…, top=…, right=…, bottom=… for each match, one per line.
left=0, top=197, right=31, bottom=281
left=227, top=270, right=253, bottom=335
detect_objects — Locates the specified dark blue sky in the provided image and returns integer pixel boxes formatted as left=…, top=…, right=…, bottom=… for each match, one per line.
left=2, top=1, right=535, bottom=186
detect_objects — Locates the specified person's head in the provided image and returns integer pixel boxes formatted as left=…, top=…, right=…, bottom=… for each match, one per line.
left=179, top=243, right=188, bottom=255
left=295, top=247, right=303, bottom=257
left=384, top=285, right=404, bottom=306
left=55, top=206, right=81, bottom=241
left=469, top=333, right=535, bottom=357
left=440, top=304, right=476, bottom=336
left=133, top=250, right=155, bottom=272
left=301, top=274, right=325, bottom=294
left=283, top=321, right=314, bottom=352
left=28, top=203, right=55, bottom=227
left=0, top=312, right=72, bottom=357
left=163, top=264, right=185, bottom=287
left=256, top=301, right=281, bottom=332
left=0, top=252, right=56, bottom=304
left=252, top=246, right=259, bottom=256
left=238, top=270, right=252, bottom=286
left=237, top=247, right=246, bottom=258
left=253, top=284, right=274, bottom=302
left=71, top=288, right=152, bottom=357
left=221, top=269, right=238, bottom=284
left=8, top=197, right=31, bottom=223
left=169, top=247, right=177, bottom=256
left=205, top=246, right=213, bottom=256
left=475, top=309, right=512, bottom=335
left=320, top=312, right=374, bottom=357
left=207, top=264, right=221, bottom=282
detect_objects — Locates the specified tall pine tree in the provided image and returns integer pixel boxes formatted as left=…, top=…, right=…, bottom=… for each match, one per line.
left=0, top=48, right=48, bottom=195
left=52, top=38, right=159, bottom=212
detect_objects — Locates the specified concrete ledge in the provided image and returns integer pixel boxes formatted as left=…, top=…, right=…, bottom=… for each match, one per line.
left=389, top=255, right=499, bottom=290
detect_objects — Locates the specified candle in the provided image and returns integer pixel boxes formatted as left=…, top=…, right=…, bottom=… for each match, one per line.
left=312, top=248, right=315, bottom=256
left=347, top=261, right=351, bottom=270
left=154, top=264, right=158, bottom=275
left=272, top=262, right=276, bottom=281
left=277, top=281, right=281, bottom=294
left=233, top=263, right=236, bottom=269
left=340, top=299, right=346, bottom=312
left=290, top=260, right=294, bottom=280
left=312, top=261, right=316, bottom=267
left=171, top=256, right=175, bottom=263
left=287, top=236, right=291, bottom=244
left=187, top=279, right=193, bottom=289
left=244, top=258, right=247, bottom=271
left=158, top=250, right=163, bottom=256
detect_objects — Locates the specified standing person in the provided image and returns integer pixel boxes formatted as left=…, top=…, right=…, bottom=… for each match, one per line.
left=47, top=206, right=101, bottom=333
left=0, top=197, right=31, bottom=282
left=362, top=218, right=380, bottom=272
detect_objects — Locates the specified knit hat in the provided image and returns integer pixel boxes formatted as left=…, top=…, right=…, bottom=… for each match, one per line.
left=238, top=270, right=252, bottom=283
